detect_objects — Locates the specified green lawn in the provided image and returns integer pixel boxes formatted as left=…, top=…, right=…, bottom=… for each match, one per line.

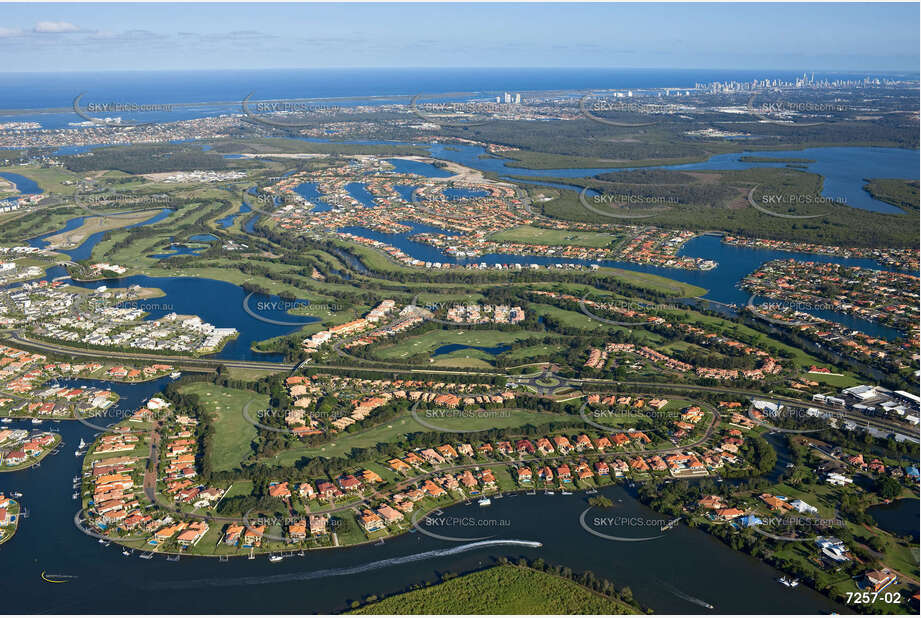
left=350, top=565, right=637, bottom=614
left=372, top=329, right=532, bottom=361
left=262, top=408, right=576, bottom=464
left=177, top=382, right=263, bottom=472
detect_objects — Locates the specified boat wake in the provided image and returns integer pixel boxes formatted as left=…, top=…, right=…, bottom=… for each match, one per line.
left=659, top=580, right=714, bottom=610
left=150, top=539, right=542, bottom=589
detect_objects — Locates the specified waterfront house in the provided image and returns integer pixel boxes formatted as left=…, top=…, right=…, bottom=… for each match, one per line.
left=715, top=508, right=745, bottom=521
left=243, top=525, right=265, bottom=547
left=517, top=467, right=532, bottom=483
left=359, top=509, right=385, bottom=532
left=629, top=457, right=649, bottom=471
left=423, top=480, right=446, bottom=497
left=760, top=493, right=792, bottom=512
left=557, top=465, right=572, bottom=483
left=790, top=499, right=818, bottom=514
left=611, top=459, right=629, bottom=476
left=698, top=495, right=725, bottom=510
left=377, top=505, right=403, bottom=524
left=861, top=569, right=897, bottom=592
left=309, top=514, right=329, bottom=536
left=177, top=522, right=209, bottom=547
left=459, top=470, right=477, bottom=490
left=816, top=536, right=851, bottom=563
left=647, top=455, right=667, bottom=471
left=289, top=520, right=307, bottom=542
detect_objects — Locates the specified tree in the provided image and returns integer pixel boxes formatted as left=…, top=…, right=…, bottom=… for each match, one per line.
left=875, top=476, right=902, bottom=501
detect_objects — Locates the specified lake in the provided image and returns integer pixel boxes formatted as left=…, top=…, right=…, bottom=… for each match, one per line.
left=867, top=498, right=920, bottom=539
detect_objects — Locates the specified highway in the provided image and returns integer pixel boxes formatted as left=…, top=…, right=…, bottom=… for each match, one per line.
left=5, top=332, right=917, bottom=440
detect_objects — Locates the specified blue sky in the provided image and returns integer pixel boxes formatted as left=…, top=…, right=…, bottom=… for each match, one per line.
left=0, top=3, right=917, bottom=72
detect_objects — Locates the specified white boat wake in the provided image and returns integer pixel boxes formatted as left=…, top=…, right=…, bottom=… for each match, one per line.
left=659, top=580, right=714, bottom=610
left=151, top=539, right=542, bottom=589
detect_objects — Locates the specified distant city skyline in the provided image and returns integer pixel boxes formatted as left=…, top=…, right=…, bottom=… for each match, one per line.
left=0, top=3, right=918, bottom=73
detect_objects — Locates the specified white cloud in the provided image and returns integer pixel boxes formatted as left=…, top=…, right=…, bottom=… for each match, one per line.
left=33, top=21, right=81, bottom=34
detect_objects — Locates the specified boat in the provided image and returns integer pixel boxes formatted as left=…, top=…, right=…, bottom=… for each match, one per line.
left=72, top=493, right=79, bottom=500
left=545, top=490, right=555, bottom=495
left=1, top=417, right=12, bottom=423
left=31, top=418, right=42, bottom=424
left=268, top=555, right=284, bottom=563
left=561, top=490, right=573, bottom=496
left=78, top=438, right=86, bottom=449
left=11, top=491, right=22, bottom=498
left=74, top=450, right=83, bottom=457
left=477, top=498, right=491, bottom=507
left=778, top=576, right=800, bottom=588
left=170, top=372, right=181, bottom=379
left=297, top=550, right=305, bottom=557
left=122, top=549, right=132, bottom=556
left=661, top=517, right=681, bottom=532
left=97, top=538, right=106, bottom=544
left=72, top=476, right=80, bottom=483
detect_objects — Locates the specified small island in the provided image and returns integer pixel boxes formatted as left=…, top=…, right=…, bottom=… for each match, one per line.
left=349, top=560, right=644, bottom=614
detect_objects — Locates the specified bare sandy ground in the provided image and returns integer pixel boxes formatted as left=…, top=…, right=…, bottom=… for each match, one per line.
left=43, top=211, right=159, bottom=250
left=387, top=155, right=515, bottom=188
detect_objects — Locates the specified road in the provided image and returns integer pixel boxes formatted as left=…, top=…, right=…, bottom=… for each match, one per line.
left=5, top=332, right=917, bottom=440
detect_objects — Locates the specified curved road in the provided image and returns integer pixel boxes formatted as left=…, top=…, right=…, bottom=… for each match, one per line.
left=5, top=333, right=916, bottom=440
